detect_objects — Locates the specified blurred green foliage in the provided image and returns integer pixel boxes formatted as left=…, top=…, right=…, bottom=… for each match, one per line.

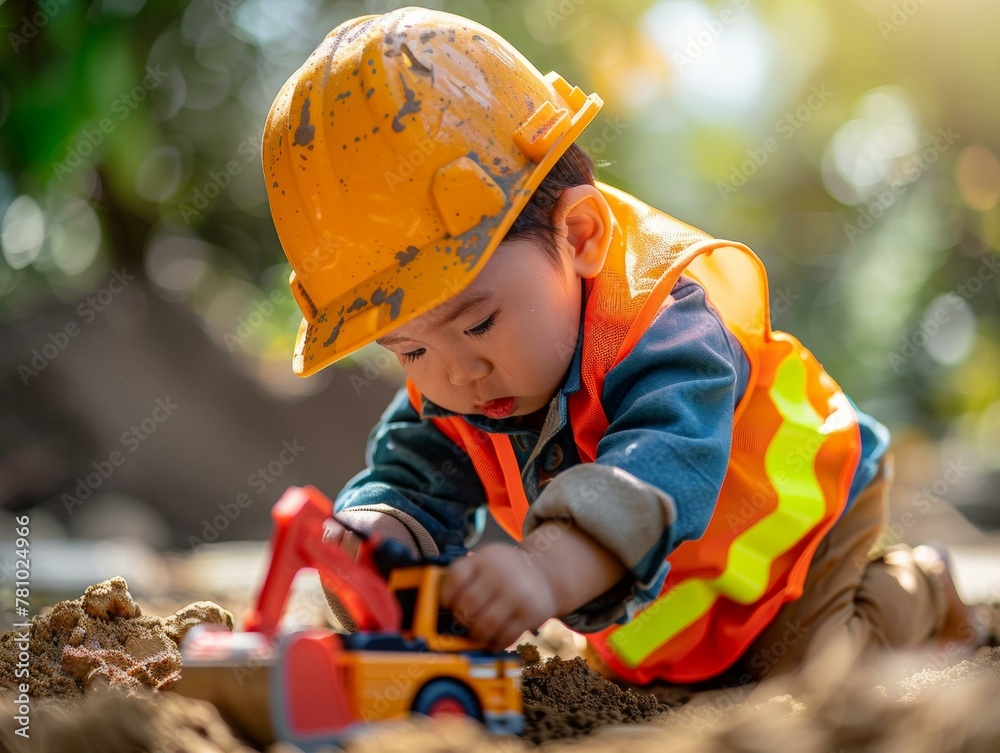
left=1, top=0, right=999, bottom=460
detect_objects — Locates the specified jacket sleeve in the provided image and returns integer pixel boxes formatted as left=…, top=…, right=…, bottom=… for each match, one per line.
left=331, top=386, right=489, bottom=559
left=522, top=277, right=749, bottom=631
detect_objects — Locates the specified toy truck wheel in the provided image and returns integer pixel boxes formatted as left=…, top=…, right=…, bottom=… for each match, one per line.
left=412, top=678, right=482, bottom=721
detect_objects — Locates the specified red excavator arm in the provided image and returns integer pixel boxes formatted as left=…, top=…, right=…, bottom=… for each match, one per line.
left=243, top=485, right=401, bottom=636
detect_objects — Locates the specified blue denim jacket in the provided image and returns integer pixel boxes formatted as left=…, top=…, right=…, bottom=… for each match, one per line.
left=334, top=276, right=890, bottom=630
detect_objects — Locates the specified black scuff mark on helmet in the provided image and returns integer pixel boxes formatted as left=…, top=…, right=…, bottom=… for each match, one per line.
left=419, top=30, right=436, bottom=44
left=391, top=73, right=422, bottom=132
left=322, top=316, right=345, bottom=347
left=371, top=286, right=405, bottom=320
left=367, top=87, right=375, bottom=98
left=447, top=158, right=531, bottom=269
left=400, top=42, right=433, bottom=77
left=293, top=98, right=315, bottom=147
left=395, top=245, right=419, bottom=266
left=347, top=297, right=367, bottom=312
left=336, top=90, right=352, bottom=101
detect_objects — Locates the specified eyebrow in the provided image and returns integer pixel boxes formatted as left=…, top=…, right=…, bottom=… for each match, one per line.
left=375, top=292, right=494, bottom=347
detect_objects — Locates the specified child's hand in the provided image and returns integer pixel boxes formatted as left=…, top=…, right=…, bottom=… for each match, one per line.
left=440, top=542, right=558, bottom=651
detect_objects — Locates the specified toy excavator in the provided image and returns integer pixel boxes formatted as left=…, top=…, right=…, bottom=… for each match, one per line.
left=172, top=485, right=523, bottom=751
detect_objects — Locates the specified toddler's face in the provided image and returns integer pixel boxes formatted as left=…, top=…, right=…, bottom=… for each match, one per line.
left=376, top=237, right=583, bottom=420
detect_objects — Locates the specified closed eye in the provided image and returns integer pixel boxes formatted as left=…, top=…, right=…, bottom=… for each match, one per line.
left=465, top=312, right=497, bottom=339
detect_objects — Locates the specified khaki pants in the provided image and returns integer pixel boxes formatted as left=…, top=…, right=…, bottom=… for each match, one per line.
left=734, top=453, right=945, bottom=683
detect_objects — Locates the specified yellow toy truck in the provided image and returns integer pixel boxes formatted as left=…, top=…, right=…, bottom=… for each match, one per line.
left=174, top=485, right=523, bottom=750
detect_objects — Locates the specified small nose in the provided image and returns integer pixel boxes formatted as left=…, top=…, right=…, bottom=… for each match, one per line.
left=446, top=351, right=492, bottom=386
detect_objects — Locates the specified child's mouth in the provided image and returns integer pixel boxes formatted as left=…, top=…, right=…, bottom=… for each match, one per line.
left=480, top=397, right=516, bottom=419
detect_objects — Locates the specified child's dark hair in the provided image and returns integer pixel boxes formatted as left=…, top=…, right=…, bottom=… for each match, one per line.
left=505, top=143, right=595, bottom=266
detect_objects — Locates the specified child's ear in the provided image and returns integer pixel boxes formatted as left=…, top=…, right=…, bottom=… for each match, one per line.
left=552, top=184, right=612, bottom=279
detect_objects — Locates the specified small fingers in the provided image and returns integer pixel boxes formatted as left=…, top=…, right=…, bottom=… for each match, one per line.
left=440, top=556, right=479, bottom=610
left=463, top=597, right=522, bottom=649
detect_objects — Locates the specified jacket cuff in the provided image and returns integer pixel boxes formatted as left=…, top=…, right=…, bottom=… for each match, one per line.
left=522, top=463, right=675, bottom=574
left=522, top=463, right=676, bottom=633
left=320, top=506, right=440, bottom=632
left=324, top=504, right=441, bottom=559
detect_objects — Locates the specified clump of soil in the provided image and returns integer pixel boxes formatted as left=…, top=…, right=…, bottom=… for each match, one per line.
left=516, top=643, right=664, bottom=744
left=0, top=577, right=233, bottom=700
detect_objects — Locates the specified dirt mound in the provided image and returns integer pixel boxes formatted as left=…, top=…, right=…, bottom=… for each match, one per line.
left=0, top=577, right=233, bottom=700
left=517, top=645, right=664, bottom=743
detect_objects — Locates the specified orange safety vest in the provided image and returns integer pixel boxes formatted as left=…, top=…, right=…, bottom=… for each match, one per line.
left=406, top=182, right=862, bottom=684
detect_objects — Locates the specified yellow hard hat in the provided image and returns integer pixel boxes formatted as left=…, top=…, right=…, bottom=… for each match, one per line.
left=262, top=7, right=603, bottom=377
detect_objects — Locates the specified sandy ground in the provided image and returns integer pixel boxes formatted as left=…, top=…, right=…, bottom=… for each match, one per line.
left=3, top=577, right=1000, bottom=753
left=4, top=641, right=1000, bottom=753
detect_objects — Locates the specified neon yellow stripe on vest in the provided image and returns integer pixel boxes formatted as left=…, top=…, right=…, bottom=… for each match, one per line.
left=608, top=352, right=826, bottom=668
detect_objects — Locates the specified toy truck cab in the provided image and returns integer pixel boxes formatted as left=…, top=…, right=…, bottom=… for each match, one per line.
left=276, top=563, right=522, bottom=748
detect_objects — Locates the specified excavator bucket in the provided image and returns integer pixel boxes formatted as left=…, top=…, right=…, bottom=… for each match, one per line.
left=271, top=630, right=356, bottom=749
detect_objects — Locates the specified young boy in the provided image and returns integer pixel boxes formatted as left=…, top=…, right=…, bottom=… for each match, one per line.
left=261, top=7, right=989, bottom=686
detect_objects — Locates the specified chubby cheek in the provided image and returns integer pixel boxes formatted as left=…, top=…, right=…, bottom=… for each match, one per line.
left=400, top=360, right=457, bottom=407
left=499, top=303, right=579, bottom=394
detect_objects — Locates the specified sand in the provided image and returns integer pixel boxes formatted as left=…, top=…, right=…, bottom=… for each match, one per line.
left=4, top=579, right=1000, bottom=752
left=343, top=645, right=1000, bottom=753
left=0, top=577, right=233, bottom=701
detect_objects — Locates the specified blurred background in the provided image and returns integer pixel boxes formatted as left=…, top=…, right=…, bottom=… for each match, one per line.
left=0, top=0, right=998, bottom=620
